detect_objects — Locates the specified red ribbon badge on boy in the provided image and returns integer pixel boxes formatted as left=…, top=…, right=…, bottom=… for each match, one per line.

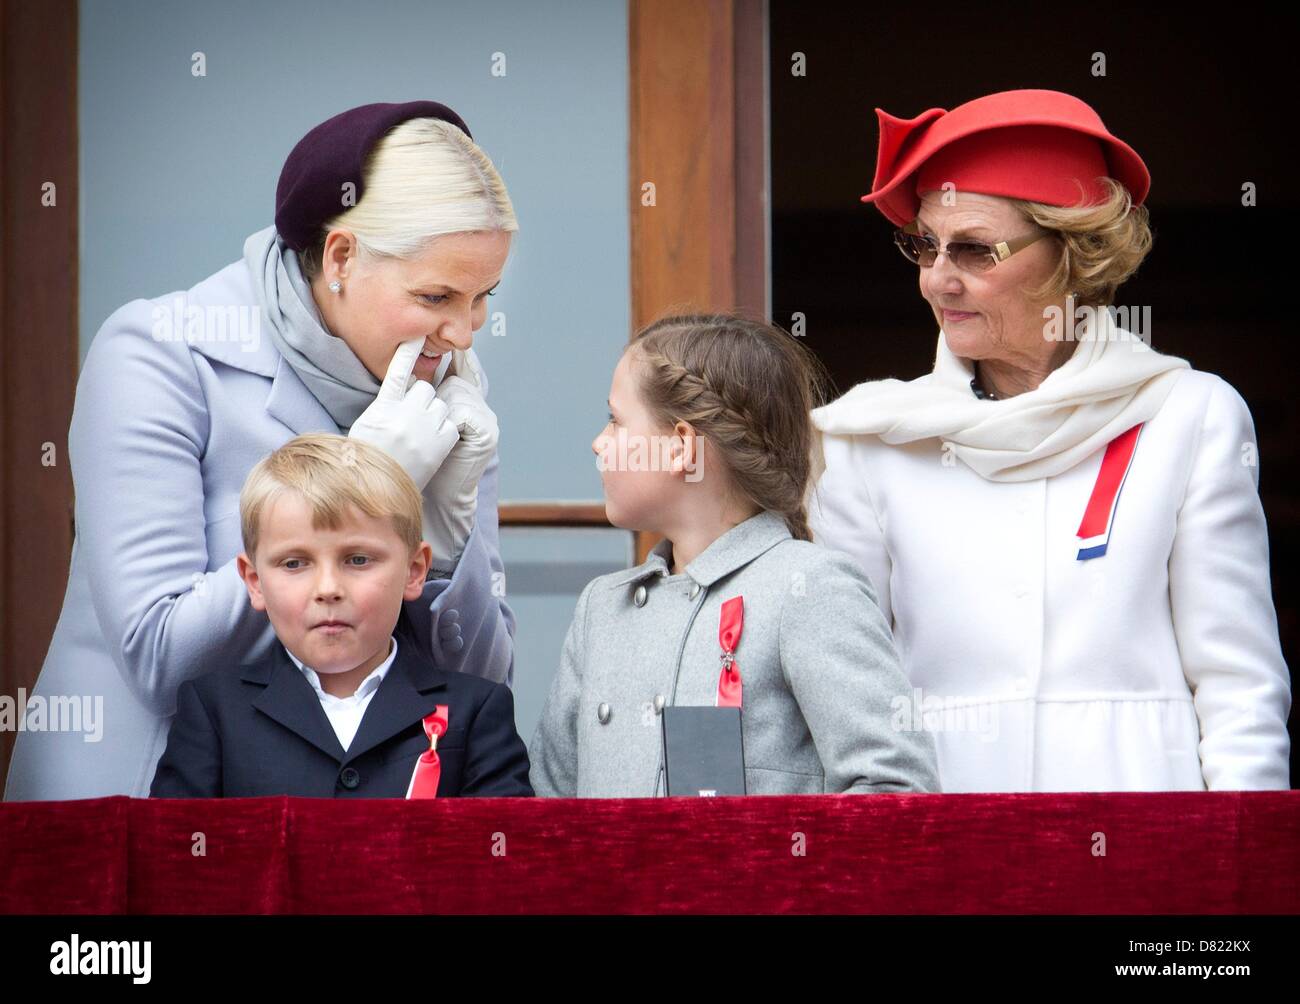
left=405, top=704, right=449, bottom=799
left=715, top=596, right=744, bottom=709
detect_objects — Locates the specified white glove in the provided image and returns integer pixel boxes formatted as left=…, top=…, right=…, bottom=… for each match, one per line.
left=422, top=348, right=500, bottom=574
left=347, top=337, right=459, bottom=492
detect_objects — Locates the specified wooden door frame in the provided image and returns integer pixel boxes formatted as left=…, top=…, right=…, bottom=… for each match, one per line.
left=501, top=0, right=770, bottom=557
left=0, top=0, right=80, bottom=794
left=625, top=0, right=770, bottom=562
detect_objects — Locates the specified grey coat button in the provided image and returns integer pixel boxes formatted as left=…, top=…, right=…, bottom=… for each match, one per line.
left=338, top=767, right=360, bottom=790
left=597, top=702, right=612, bottom=724
left=689, top=582, right=701, bottom=599
left=653, top=694, right=666, bottom=713
left=633, top=584, right=647, bottom=607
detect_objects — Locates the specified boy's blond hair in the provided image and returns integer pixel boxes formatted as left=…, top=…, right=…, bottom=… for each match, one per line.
left=240, top=433, right=422, bottom=562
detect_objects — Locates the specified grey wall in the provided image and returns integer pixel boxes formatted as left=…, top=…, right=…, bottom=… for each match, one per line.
left=79, top=0, right=634, bottom=743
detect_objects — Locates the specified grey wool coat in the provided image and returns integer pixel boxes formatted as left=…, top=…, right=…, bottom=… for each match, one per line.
left=529, top=510, right=941, bottom=797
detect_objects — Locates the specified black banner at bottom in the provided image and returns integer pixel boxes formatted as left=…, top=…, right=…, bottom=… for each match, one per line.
left=0, top=914, right=1294, bottom=987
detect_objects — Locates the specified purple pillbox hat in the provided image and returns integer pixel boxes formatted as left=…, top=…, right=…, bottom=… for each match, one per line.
left=274, top=100, right=473, bottom=252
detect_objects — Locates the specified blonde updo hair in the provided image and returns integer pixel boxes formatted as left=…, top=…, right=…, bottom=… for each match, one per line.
left=1008, top=176, right=1153, bottom=309
left=239, top=433, right=423, bottom=563
left=630, top=314, right=831, bottom=542
left=297, top=117, right=518, bottom=281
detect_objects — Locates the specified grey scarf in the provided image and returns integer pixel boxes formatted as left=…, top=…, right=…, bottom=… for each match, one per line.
left=242, top=224, right=382, bottom=431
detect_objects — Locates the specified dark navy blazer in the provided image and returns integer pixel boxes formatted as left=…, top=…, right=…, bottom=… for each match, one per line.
left=150, top=619, right=533, bottom=799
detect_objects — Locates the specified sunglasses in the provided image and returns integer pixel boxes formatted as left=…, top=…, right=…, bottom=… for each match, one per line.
left=893, top=220, right=1050, bottom=274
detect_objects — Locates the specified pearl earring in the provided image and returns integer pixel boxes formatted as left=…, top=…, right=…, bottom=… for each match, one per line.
left=328, top=280, right=342, bottom=293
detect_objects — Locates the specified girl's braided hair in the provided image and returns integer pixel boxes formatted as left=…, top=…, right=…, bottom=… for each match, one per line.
left=629, top=313, right=831, bottom=541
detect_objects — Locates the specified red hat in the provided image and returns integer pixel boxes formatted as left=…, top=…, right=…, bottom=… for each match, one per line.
left=859, top=89, right=1149, bottom=226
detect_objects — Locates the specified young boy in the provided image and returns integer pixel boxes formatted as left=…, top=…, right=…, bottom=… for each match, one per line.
left=150, top=433, right=533, bottom=798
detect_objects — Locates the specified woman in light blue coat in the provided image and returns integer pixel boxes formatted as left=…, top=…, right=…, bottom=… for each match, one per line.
left=5, top=101, right=518, bottom=800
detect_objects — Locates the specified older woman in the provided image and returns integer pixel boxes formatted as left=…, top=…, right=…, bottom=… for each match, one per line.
left=5, top=101, right=517, bottom=800
left=809, top=89, right=1290, bottom=791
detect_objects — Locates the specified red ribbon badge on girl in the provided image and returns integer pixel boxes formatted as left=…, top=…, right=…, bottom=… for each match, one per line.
left=405, top=704, right=449, bottom=799
left=715, top=596, right=744, bottom=708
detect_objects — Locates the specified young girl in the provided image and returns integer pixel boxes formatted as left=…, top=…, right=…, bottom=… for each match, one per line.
left=529, top=314, right=940, bottom=796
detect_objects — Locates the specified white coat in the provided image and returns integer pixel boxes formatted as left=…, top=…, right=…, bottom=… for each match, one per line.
left=809, top=367, right=1291, bottom=791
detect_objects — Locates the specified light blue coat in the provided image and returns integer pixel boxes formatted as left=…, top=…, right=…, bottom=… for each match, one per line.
left=4, top=257, right=514, bottom=801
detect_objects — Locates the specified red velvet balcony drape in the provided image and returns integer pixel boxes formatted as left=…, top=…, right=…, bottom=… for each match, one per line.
left=2, top=792, right=1297, bottom=914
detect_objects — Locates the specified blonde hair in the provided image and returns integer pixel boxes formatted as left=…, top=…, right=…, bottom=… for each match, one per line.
left=297, top=117, right=519, bottom=281
left=1009, top=177, right=1153, bottom=308
left=240, top=433, right=423, bottom=562
left=630, top=314, right=831, bottom=542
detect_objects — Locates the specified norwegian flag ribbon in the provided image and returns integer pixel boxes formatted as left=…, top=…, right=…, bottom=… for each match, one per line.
left=1075, top=423, right=1144, bottom=560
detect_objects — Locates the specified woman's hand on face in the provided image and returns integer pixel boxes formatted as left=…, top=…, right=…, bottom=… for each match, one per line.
left=346, top=336, right=461, bottom=492
left=447, top=347, right=483, bottom=391
left=420, top=349, right=500, bottom=573
left=435, top=354, right=499, bottom=453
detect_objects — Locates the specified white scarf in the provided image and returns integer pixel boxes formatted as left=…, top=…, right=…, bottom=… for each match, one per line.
left=810, top=306, right=1190, bottom=483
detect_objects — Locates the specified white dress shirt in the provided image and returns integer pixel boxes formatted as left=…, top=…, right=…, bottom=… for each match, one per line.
left=286, top=635, right=399, bottom=753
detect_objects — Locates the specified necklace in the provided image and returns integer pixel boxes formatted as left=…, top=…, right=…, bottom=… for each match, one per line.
left=970, top=363, right=999, bottom=401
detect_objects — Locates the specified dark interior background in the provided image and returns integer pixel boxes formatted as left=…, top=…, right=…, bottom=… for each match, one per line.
left=770, top=2, right=1297, bottom=784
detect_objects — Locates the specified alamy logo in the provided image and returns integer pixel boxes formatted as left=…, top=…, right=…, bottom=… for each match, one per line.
left=49, top=935, right=151, bottom=983
left=891, top=687, right=1000, bottom=742
left=0, top=690, right=103, bottom=742
left=595, top=428, right=704, bottom=482
left=151, top=297, right=261, bottom=352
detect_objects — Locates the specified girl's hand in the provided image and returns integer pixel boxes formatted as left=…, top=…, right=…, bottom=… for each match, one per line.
left=347, top=336, right=460, bottom=492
